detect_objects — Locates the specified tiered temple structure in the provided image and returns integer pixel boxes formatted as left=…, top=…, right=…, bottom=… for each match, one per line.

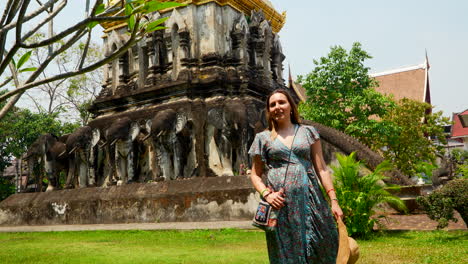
left=85, top=0, right=288, bottom=183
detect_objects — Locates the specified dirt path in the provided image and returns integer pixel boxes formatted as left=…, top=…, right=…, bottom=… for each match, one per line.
left=0, top=213, right=465, bottom=233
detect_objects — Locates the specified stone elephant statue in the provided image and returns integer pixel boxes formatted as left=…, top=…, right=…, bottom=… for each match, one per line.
left=24, top=134, right=68, bottom=192
left=102, top=117, right=140, bottom=185
left=205, top=98, right=251, bottom=176
left=65, top=126, right=100, bottom=188
left=144, top=109, right=196, bottom=181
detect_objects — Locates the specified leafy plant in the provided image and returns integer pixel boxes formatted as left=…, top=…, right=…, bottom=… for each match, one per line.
left=451, top=149, right=468, bottom=178
left=298, top=42, right=398, bottom=148
left=379, top=99, right=450, bottom=177
left=417, top=179, right=468, bottom=229
left=332, top=152, right=407, bottom=238
left=0, top=177, right=15, bottom=201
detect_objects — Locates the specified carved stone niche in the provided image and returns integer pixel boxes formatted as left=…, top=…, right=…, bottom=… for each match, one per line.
left=93, top=6, right=286, bottom=107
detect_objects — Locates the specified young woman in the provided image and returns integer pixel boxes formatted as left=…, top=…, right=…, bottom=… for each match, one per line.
left=249, top=89, right=343, bottom=263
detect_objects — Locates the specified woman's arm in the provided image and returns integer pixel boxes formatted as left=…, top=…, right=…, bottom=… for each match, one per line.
left=310, top=140, right=343, bottom=219
left=250, top=155, right=285, bottom=210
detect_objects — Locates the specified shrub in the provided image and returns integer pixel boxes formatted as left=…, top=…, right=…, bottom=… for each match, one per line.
left=417, top=179, right=468, bottom=228
left=0, top=177, right=15, bottom=201
left=332, top=152, right=407, bottom=238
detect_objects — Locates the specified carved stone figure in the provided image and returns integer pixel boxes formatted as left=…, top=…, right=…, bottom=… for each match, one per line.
left=65, top=126, right=100, bottom=188
left=24, top=134, right=68, bottom=192
left=206, top=98, right=251, bottom=176
left=102, top=117, right=140, bottom=185
left=144, top=109, right=196, bottom=180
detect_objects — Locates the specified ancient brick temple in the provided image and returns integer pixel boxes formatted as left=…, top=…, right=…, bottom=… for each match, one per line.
left=0, top=0, right=291, bottom=225
left=88, top=0, right=288, bottom=182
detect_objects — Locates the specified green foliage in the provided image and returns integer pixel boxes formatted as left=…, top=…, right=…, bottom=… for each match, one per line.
left=0, top=177, right=15, bottom=201
left=121, top=0, right=185, bottom=32
left=299, top=43, right=451, bottom=179
left=451, top=149, right=468, bottom=178
left=332, top=152, right=407, bottom=238
left=298, top=42, right=398, bottom=147
left=379, top=99, right=450, bottom=176
left=1, top=230, right=466, bottom=263
left=0, top=91, right=79, bottom=172
left=417, top=179, right=468, bottom=229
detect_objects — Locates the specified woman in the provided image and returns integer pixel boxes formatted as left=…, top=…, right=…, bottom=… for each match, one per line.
left=249, top=89, right=343, bottom=264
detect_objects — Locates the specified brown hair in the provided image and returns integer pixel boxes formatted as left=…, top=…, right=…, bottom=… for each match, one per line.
left=265, top=89, right=301, bottom=139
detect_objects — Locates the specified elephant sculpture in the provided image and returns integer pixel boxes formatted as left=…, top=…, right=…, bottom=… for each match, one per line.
left=102, top=117, right=140, bottom=185
left=24, top=134, right=68, bottom=192
left=65, top=126, right=100, bottom=188
left=144, top=109, right=196, bottom=180
left=205, top=98, right=251, bottom=176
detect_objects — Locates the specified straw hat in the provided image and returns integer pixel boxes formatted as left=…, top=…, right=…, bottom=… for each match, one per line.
left=336, top=217, right=360, bottom=264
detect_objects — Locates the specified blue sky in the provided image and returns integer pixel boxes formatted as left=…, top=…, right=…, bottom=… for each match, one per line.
left=269, top=0, right=468, bottom=117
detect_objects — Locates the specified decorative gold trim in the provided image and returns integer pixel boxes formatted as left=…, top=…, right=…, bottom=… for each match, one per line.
left=102, top=0, right=285, bottom=32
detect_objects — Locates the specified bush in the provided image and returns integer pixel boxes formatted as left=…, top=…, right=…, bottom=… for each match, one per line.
left=417, top=179, right=468, bottom=229
left=0, top=177, right=15, bottom=201
left=332, top=152, right=407, bottom=238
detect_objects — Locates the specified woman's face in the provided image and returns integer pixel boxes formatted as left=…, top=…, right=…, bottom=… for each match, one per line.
left=268, top=92, right=292, bottom=123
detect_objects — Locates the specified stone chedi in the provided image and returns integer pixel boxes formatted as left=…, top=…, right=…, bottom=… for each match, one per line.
left=85, top=0, right=288, bottom=186
left=0, top=0, right=290, bottom=225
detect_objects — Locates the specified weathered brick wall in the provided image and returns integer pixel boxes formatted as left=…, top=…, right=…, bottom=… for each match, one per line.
left=0, top=176, right=257, bottom=226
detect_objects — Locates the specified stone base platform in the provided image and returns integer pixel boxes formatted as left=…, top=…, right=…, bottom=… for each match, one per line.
left=0, top=176, right=257, bottom=226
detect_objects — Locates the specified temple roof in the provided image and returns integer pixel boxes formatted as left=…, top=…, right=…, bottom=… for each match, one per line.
left=370, top=62, right=430, bottom=104
left=104, top=0, right=286, bottom=32
left=452, top=109, right=468, bottom=138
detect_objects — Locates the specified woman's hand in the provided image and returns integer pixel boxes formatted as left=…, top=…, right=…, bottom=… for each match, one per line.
left=331, top=200, right=344, bottom=220
left=265, top=188, right=286, bottom=210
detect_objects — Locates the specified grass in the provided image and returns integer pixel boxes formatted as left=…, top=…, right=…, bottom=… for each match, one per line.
left=0, top=229, right=466, bottom=264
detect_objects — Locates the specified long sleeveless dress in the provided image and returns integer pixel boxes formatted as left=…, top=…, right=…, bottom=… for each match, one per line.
left=248, top=125, right=338, bottom=264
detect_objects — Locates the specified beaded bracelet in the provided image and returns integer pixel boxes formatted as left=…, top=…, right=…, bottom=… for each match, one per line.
left=260, top=189, right=269, bottom=198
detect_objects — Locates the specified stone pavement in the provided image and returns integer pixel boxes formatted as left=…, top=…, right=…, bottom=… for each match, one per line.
left=0, top=213, right=466, bottom=233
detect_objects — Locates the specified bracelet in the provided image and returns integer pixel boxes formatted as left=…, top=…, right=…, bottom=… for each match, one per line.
left=260, top=189, right=269, bottom=198
left=263, top=191, right=272, bottom=198
left=326, top=188, right=335, bottom=194
left=331, top=198, right=338, bottom=202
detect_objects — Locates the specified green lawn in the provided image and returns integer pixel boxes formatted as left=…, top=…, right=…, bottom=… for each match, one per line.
left=0, top=229, right=466, bottom=264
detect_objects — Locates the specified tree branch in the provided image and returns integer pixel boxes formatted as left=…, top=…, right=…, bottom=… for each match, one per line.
left=21, top=0, right=66, bottom=41
left=0, top=77, right=13, bottom=88
left=0, top=19, right=141, bottom=118
left=0, top=0, right=60, bottom=35
left=19, top=9, right=130, bottom=49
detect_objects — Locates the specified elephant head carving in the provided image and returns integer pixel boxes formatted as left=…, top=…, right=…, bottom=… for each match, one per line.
left=144, top=109, right=194, bottom=180
left=144, top=109, right=186, bottom=139
left=105, top=117, right=140, bottom=146
left=65, top=126, right=101, bottom=188
left=205, top=98, right=251, bottom=177
left=102, top=117, right=140, bottom=185
left=24, top=133, right=68, bottom=192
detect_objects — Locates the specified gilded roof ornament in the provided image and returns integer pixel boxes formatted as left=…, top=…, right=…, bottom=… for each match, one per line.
left=103, top=0, right=286, bottom=32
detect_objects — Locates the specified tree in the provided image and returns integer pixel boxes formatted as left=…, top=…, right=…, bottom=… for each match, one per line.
left=0, top=91, right=79, bottom=172
left=20, top=35, right=103, bottom=124
left=298, top=42, right=398, bottom=147
left=0, top=0, right=183, bottom=121
left=299, top=42, right=450, bottom=179
left=379, top=99, right=450, bottom=176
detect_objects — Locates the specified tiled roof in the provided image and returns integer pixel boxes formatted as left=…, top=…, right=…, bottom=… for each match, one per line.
left=1, top=159, right=28, bottom=178
left=370, top=63, right=429, bottom=103
left=452, top=109, right=468, bottom=138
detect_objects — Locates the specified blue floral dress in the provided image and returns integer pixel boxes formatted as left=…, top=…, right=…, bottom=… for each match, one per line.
left=248, top=125, right=338, bottom=264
